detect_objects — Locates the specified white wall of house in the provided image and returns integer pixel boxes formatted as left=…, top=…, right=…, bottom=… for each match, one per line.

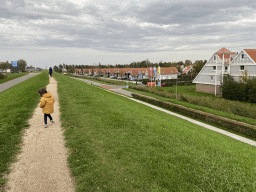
left=230, top=51, right=256, bottom=78
left=193, top=55, right=225, bottom=85
left=155, top=74, right=177, bottom=80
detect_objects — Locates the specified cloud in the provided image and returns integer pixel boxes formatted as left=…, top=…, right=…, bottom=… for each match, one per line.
left=0, top=0, right=255, bottom=67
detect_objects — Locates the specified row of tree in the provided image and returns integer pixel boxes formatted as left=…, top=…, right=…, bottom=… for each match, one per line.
left=0, top=60, right=28, bottom=72
left=53, top=59, right=207, bottom=75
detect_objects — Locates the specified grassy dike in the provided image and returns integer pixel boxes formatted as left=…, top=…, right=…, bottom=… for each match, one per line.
left=0, top=71, right=49, bottom=189
left=54, top=72, right=256, bottom=192
left=125, top=87, right=256, bottom=127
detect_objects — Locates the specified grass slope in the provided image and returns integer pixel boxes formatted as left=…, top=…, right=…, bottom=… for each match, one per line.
left=125, top=87, right=256, bottom=127
left=54, top=72, right=256, bottom=192
left=153, top=85, right=217, bottom=98
left=0, top=72, right=29, bottom=84
left=0, top=71, right=49, bottom=189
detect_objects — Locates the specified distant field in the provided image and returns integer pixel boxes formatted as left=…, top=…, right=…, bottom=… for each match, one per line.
left=0, top=72, right=29, bottom=84
left=54, top=72, right=256, bottom=192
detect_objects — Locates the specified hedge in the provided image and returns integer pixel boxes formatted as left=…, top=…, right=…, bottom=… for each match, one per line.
left=132, top=93, right=256, bottom=138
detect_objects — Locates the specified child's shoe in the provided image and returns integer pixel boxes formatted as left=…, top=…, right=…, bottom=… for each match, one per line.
left=50, top=120, right=54, bottom=123
left=44, top=124, right=48, bottom=128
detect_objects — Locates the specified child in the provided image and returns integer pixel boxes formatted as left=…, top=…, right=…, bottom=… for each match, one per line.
left=38, top=88, right=55, bottom=128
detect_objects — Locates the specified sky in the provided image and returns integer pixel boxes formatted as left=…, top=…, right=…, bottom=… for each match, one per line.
left=0, top=0, right=255, bottom=69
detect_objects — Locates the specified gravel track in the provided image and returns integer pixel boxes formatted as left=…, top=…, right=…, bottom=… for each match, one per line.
left=4, top=77, right=75, bottom=192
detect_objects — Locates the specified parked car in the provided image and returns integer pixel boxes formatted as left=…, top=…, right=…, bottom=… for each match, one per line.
left=129, top=77, right=136, bottom=81
left=94, top=74, right=99, bottom=77
left=121, top=77, right=127, bottom=80
left=110, top=76, right=117, bottom=79
left=161, top=83, right=165, bottom=87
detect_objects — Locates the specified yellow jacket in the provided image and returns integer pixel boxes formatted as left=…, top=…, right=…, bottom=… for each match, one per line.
left=40, top=92, right=55, bottom=114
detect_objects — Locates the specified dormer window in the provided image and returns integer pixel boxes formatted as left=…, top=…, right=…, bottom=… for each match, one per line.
left=214, top=56, right=216, bottom=60
left=241, top=54, right=244, bottom=59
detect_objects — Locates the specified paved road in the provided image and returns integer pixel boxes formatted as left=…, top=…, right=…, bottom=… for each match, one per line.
left=70, top=77, right=139, bottom=97
left=70, top=75, right=256, bottom=147
left=0, top=73, right=40, bottom=93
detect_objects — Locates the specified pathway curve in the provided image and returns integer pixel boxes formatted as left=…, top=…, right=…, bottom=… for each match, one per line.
left=71, top=76, right=134, bottom=97
left=0, top=73, right=40, bottom=93
left=5, top=77, right=75, bottom=192
left=71, top=76, right=256, bottom=147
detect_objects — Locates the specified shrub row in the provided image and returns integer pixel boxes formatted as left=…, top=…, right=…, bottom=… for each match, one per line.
left=222, top=75, right=256, bottom=103
left=129, top=85, right=256, bottom=120
left=132, top=93, right=256, bottom=138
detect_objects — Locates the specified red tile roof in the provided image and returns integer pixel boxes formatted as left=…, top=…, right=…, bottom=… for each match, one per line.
left=129, top=68, right=139, bottom=76
left=182, top=65, right=193, bottom=74
left=216, top=47, right=233, bottom=54
left=244, top=49, right=256, bottom=63
left=146, top=67, right=177, bottom=77
left=160, top=67, right=178, bottom=75
left=215, top=48, right=236, bottom=64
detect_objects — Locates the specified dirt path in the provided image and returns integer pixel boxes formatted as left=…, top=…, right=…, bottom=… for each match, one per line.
left=5, top=77, right=75, bottom=192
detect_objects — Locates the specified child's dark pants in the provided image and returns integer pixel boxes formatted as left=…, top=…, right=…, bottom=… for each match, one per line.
left=44, top=114, right=52, bottom=124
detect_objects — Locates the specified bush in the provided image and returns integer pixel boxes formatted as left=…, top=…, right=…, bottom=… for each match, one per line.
left=0, top=73, right=7, bottom=79
left=142, top=79, right=150, bottom=85
left=247, top=78, right=256, bottom=103
left=222, top=75, right=256, bottom=103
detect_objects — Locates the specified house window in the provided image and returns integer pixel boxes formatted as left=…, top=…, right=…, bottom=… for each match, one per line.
left=241, top=54, right=244, bottom=59
left=214, top=56, right=216, bottom=60
left=240, top=66, right=244, bottom=71
left=225, top=66, right=228, bottom=72
left=213, top=66, right=216, bottom=71
left=211, top=76, right=213, bottom=81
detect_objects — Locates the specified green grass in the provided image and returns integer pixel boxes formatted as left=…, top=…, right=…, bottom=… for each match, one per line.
left=153, top=85, right=217, bottom=98
left=0, top=71, right=49, bottom=190
left=54, top=72, right=256, bottom=191
left=0, top=72, right=30, bottom=84
left=125, top=87, right=256, bottom=126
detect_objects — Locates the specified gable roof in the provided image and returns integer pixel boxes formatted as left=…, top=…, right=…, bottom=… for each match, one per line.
left=146, top=67, right=177, bottom=77
left=216, top=47, right=233, bottom=54
left=182, top=65, right=193, bottom=74
left=244, top=49, right=256, bottom=63
left=215, top=48, right=236, bottom=64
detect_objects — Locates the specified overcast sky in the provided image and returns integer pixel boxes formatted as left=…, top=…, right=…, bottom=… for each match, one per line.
left=0, top=0, right=255, bottom=68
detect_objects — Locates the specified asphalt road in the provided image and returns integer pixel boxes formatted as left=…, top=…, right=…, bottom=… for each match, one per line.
left=0, top=73, right=40, bottom=93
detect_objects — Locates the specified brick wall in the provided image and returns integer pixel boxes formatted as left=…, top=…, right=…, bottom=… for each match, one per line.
left=196, top=83, right=221, bottom=95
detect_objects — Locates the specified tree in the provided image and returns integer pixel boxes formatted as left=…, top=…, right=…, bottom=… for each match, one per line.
left=176, top=65, right=182, bottom=74
left=193, top=60, right=206, bottom=74
left=185, top=60, right=192, bottom=66
left=176, top=61, right=184, bottom=66
left=59, top=64, right=63, bottom=72
left=53, top=65, right=60, bottom=72
left=0, top=61, right=11, bottom=70
left=18, top=59, right=27, bottom=72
